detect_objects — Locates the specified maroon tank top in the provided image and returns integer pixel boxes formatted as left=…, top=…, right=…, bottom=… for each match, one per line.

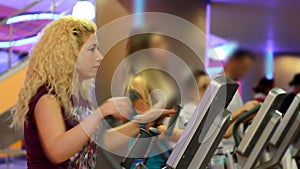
left=24, top=85, right=75, bottom=169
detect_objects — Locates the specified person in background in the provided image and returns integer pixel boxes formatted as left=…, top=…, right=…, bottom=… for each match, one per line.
left=221, top=49, right=259, bottom=149
left=253, top=77, right=274, bottom=102
left=223, top=49, right=257, bottom=112
left=124, top=32, right=184, bottom=169
left=278, top=73, right=300, bottom=115
left=175, top=70, right=210, bottom=129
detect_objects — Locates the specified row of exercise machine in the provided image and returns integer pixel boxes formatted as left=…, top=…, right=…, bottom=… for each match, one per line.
left=120, top=75, right=300, bottom=169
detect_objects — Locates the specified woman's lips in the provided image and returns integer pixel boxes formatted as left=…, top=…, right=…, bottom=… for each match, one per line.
left=93, top=65, right=100, bottom=69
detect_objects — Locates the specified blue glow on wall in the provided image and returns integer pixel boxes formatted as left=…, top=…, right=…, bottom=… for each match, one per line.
left=205, top=3, right=211, bottom=68
left=265, top=39, right=274, bottom=80
left=206, top=67, right=223, bottom=76
left=266, top=50, right=274, bottom=79
left=207, top=42, right=238, bottom=61
left=134, top=0, right=145, bottom=28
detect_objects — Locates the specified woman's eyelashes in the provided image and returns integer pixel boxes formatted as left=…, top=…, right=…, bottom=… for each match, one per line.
left=89, top=44, right=97, bottom=52
left=89, top=44, right=101, bottom=53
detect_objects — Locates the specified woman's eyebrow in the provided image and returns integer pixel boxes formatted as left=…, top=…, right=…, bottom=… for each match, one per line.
left=88, top=44, right=97, bottom=48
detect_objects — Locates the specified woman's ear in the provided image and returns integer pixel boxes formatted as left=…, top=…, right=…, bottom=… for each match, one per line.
left=72, top=28, right=79, bottom=36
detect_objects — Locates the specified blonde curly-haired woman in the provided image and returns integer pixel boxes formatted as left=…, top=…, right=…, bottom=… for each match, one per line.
left=11, top=16, right=163, bottom=169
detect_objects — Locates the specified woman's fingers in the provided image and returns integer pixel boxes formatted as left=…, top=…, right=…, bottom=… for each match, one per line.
left=133, top=108, right=163, bottom=123
left=101, top=97, right=177, bottom=122
left=243, top=100, right=260, bottom=111
left=132, top=109, right=176, bottom=123
left=162, top=109, right=177, bottom=116
left=100, top=97, right=132, bottom=119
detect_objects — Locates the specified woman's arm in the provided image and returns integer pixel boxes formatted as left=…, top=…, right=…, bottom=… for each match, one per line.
left=35, top=93, right=163, bottom=164
left=169, top=128, right=184, bottom=142
left=34, top=94, right=100, bottom=164
left=157, top=125, right=184, bottom=142
left=230, top=100, right=259, bottom=123
left=34, top=94, right=132, bottom=164
left=223, top=122, right=235, bottom=138
left=103, top=121, right=140, bottom=151
left=224, top=100, right=259, bottom=138
left=101, top=75, right=175, bottom=151
left=230, top=108, right=247, bottom=123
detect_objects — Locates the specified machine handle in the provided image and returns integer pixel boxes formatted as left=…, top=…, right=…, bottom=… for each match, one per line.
left=233, top=104, right=261, bottom=147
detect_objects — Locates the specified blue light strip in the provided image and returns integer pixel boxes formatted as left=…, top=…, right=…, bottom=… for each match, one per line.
left=205, top=3, right=211, bottom=68
left=0, top=13, right=61, bottom=48
left=0, top=36, right=38, bottom=48
left=6, top=13, right=61, bottom=24
left=265, top=39, right=274, bottom=79
left=265, top=50, right=274, bottom=80
left=134, top=0, right=145, bottom=28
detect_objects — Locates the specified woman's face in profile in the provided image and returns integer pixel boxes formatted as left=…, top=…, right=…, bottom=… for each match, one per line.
left=76, top=34, right=103, bottom=80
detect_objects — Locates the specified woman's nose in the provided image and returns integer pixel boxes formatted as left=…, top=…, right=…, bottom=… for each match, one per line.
left=96, top=51, right=103, bottom=62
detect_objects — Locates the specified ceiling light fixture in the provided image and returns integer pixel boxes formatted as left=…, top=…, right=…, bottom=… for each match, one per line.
left=72, top=0, right=95, bottom=20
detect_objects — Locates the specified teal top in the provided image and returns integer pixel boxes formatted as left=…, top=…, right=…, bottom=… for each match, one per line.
left=129, top=139, right=169, bottom=169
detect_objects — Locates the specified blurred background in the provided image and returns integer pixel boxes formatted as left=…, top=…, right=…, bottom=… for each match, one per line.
left=0, top=0, right=299, bottom=168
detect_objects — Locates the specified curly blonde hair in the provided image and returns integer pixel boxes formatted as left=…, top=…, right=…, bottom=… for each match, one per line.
left=11, top=16, right=97, bottom=129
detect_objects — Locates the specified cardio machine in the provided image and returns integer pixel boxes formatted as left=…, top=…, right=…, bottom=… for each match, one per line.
left=120, top=75, right=239, bottom=169
left=257, top=93, right=300, bottom=169
left=227, top=88, right=286, bottom=169
left=164, top=75, right=239, bottom=169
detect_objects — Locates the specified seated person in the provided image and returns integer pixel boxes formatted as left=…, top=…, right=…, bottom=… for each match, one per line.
left=126, top=72, right=182, bottom=169
left=175, top=70, right=210, bottom=129
left=253, top=77, right=274, bottom=102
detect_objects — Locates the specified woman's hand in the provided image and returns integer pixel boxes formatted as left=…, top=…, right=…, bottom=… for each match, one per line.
left=224, top=100, right=260, bottom=138
left=161, top=109, right=177, bottom=117
left=98, top=97, right=132, bottom=120
left=232, top=100, right=260, bottom=121
left=241, top=100, right=260, bottom=112
left=133, top=108, right=176, bottom=123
